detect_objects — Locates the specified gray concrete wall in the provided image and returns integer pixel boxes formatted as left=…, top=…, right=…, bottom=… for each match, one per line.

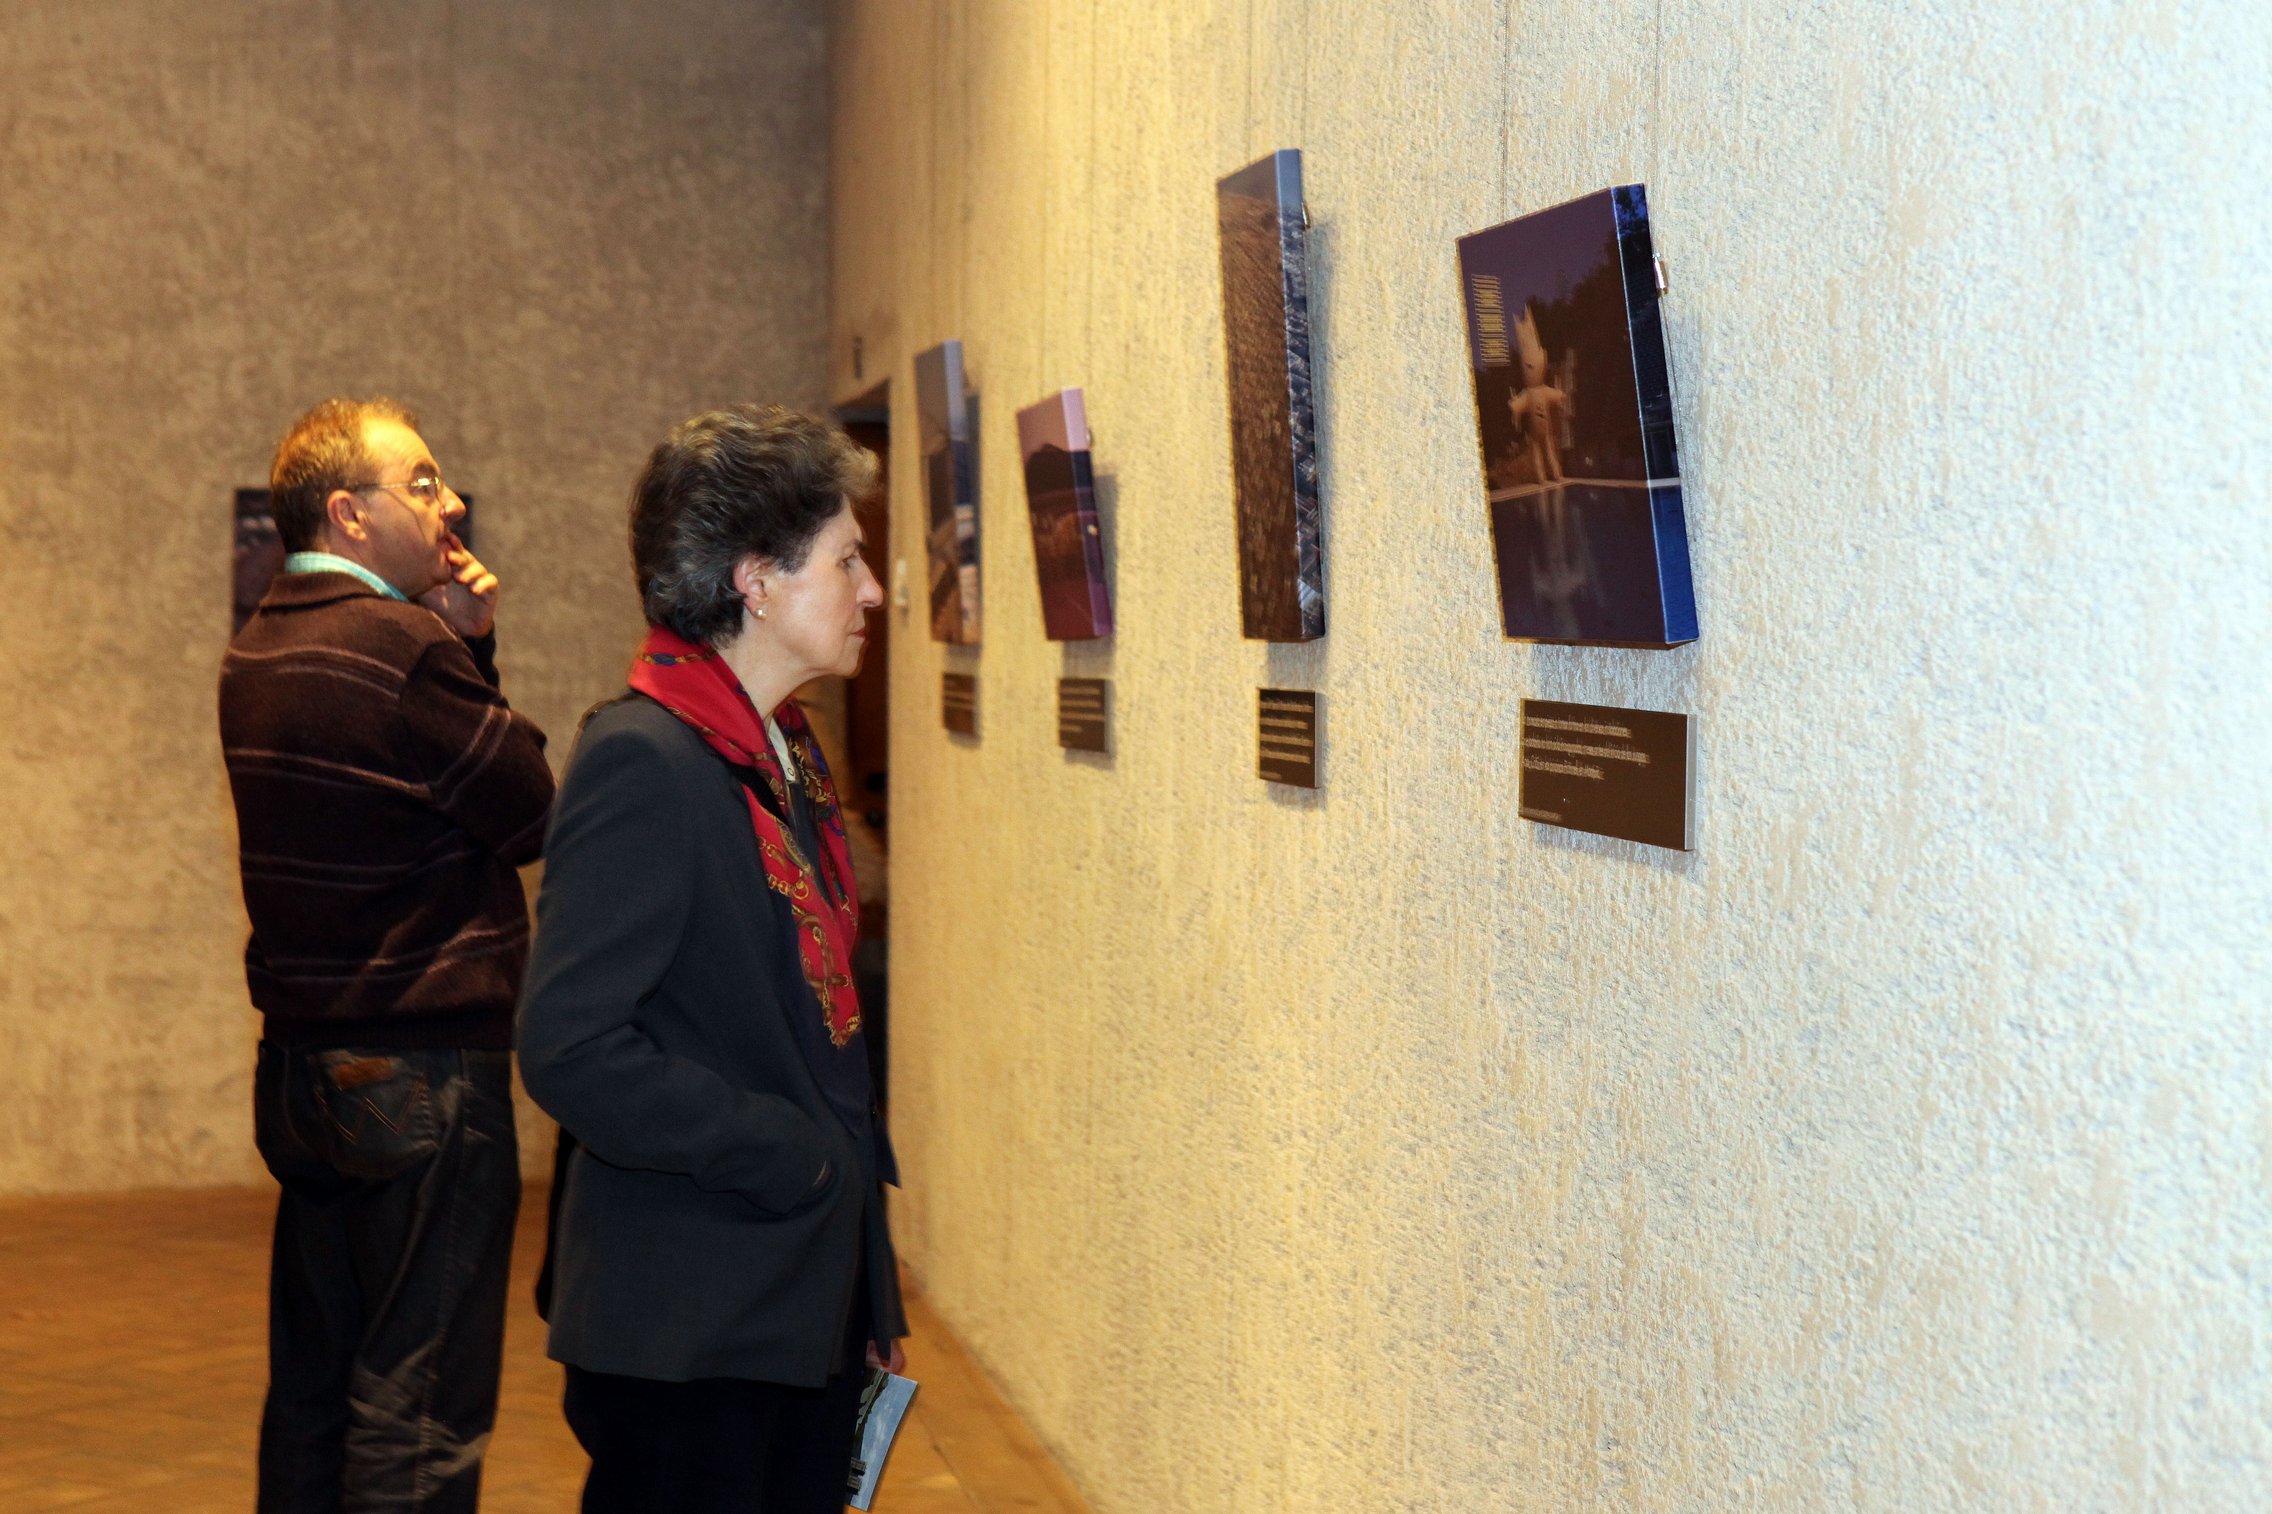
left=831, top=1, right=2272, bottom=1508
left=0, top=0, right=831, bottom=1191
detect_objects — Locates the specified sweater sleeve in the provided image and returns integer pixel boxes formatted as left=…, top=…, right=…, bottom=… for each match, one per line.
left=515, top=718, right=838, bottom=1215
left=397, top=634, right=554, bottom=866
left=463, top=630, right=502, bottom=690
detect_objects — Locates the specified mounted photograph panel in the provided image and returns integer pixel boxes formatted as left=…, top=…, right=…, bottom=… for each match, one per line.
left=1017, top=388, right=1113, bottom=640
left=1217, top=149, right=1323, bottom=642
left=916, top=340, right=981, bottom=644
left=1458, top=185, right=1697, bottom=648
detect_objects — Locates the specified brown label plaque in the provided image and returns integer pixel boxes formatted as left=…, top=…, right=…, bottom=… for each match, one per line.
left=942, top=671, right=977, bottom=735
left=1257, top=688, right=1318, bottom=788
left=1519, top=699, right=1693, bottom=850
left=1058, top=677, right=1109, bottom=752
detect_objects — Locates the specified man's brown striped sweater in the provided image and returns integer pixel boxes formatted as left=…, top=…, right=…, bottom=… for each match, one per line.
left=219, top=571, right=555, bottom=1049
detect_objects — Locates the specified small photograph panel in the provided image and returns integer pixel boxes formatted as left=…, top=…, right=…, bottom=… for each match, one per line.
left=1017, top=389, right=1113, bottom=640
left=1218, top=149, right=1323, bottom=643
left=1458, top=185, right=1697, bottom=647
left=915, top=341, right=981, bottom=644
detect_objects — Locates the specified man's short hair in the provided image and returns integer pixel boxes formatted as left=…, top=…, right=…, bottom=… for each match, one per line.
left=629, top=404, right=878, bottom=645
left=269, top=398, right=418, bottom=553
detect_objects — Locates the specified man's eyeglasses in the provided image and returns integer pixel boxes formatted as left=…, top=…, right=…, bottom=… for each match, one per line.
left=353, top=475, right=452, bottom=508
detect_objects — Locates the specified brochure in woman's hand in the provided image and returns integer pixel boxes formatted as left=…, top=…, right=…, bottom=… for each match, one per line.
left=846, top=1369, right=918, bottom=1510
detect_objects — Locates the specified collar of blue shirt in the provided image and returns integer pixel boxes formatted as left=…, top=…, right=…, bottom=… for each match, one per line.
left=281, top=551, right=407, bottom=602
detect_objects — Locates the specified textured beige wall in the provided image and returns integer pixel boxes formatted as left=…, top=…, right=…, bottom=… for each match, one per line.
left=832, top=1, right=2272, bottom=1508
left=0, top=0, right=829, bottom=1192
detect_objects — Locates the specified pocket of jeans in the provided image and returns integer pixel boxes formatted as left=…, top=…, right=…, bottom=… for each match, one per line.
left=306, top=1051, right=442, bottom=1178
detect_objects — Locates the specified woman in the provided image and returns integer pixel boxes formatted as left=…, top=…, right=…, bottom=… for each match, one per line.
left=518, top=404, right=902, bottom=1513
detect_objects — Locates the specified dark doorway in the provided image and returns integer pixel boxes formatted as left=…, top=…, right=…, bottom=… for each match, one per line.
left=837, top=387, right=892, bottom=1108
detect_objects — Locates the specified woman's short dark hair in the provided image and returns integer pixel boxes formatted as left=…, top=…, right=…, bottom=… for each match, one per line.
left=629, top=404, right=878, bottom=644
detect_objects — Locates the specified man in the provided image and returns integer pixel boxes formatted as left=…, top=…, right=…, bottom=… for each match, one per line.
left=219, top=398, right=555, bottom=1513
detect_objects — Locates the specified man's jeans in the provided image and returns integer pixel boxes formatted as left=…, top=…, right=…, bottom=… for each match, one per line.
left=253, top=1043, right=520, bottom=1514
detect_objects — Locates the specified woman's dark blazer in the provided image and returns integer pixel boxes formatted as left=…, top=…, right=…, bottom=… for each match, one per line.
left=517, top=693, right=904, bottom=1388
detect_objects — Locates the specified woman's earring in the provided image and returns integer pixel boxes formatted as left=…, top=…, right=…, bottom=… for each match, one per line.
left=755, top=604, right=768, bottom=620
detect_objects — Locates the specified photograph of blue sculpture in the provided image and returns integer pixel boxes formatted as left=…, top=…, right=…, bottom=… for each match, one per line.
left=1458, top=185, right=1697, bottom=647
left=1217, top=149, right=1322, bottom=642
left=916, top=339, right=981, bottom=644
left=1016, top=388, right=1113, bottom=640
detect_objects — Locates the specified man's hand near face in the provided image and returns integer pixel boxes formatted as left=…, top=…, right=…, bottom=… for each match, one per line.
left=419, top=533, right=500, bottom=639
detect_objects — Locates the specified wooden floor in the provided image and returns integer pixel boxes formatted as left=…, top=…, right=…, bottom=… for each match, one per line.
left=0, top=1186, right=1088, bottom=1514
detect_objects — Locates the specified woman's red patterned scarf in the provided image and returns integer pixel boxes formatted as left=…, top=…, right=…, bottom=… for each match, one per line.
left=627, top=625, right=863, bottom=1052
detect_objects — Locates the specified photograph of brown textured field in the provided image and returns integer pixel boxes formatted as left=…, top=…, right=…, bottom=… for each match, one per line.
left=1217, top=149, right=1321, bottom=643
